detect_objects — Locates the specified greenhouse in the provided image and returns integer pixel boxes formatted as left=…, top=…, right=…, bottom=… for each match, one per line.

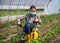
left=0, top=0, right=60, bottom=43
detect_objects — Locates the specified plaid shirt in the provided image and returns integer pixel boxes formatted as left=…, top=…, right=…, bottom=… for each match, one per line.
left=17, top=13, right=42, bottom=24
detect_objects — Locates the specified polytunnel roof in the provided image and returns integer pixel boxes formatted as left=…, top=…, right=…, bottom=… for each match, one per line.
left=0, top=0, right=51, bottom=6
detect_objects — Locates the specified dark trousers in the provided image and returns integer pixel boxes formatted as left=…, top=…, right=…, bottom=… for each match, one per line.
left=24, top=22, right=37, bottom=34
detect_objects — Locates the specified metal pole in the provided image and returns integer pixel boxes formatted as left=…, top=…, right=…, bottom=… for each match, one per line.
left=0, top=0, right=3, bottom=24
left=7, top=0, right=12, bottom=34
left=16, top=0, right=20, bottom=34
left=0, top=13, right=1, bottom=24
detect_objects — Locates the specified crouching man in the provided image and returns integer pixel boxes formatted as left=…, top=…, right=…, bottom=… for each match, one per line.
left=17, top=5, right=42, bottom=41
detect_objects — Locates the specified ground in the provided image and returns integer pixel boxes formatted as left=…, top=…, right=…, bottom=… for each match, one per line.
left=0, top=14, right=60, bottom=43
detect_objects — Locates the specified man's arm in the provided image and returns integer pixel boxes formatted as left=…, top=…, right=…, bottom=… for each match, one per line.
left=20, top=14, right=27, bottom=20
left=17, top=14, right=27, bottom=27
left=36, top=15, right=42, bottom=24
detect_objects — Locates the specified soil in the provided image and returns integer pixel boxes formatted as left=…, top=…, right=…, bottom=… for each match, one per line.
left=48, top=33, right=60, bottom=43
left=39, top=20, right=60, bottom=37
left=0, top=19, right=60, bottom=43
left=0, top=25, right=17, bottom=34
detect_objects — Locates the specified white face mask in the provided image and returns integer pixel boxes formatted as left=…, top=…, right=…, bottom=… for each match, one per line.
left=30, top=11, right=37, bottom=15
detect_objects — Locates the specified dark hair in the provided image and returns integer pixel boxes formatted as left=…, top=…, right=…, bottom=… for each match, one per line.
left=30, top=5, right=36, bottom=10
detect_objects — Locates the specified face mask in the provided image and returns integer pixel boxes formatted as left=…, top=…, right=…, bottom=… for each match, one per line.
left=30, top=11, right=37, bottom=16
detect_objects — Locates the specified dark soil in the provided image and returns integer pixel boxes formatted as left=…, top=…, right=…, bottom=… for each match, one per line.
left=0, top=20, right=60, bottom=43
left=48, top=33, right=60, bottom=43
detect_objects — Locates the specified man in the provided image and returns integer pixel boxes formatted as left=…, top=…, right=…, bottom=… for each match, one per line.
left=17, top=5, right=42, bottom=41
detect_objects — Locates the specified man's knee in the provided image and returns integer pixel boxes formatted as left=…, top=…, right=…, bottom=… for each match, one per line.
left=24, top=23, right=31, bottom=34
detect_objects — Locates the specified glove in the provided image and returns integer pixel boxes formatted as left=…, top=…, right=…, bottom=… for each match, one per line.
left=19, top=24, right=22, bottom=27
left=17, top=24, right=22, bottom=27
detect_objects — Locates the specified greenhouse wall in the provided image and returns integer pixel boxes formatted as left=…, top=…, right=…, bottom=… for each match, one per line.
left=47, top=0, right=60, bottom=14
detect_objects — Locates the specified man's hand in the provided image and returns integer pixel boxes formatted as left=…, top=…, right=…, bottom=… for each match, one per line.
left=17, top=21, right=22, bottom=27
left=17, top=24, right=22, bottom=27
